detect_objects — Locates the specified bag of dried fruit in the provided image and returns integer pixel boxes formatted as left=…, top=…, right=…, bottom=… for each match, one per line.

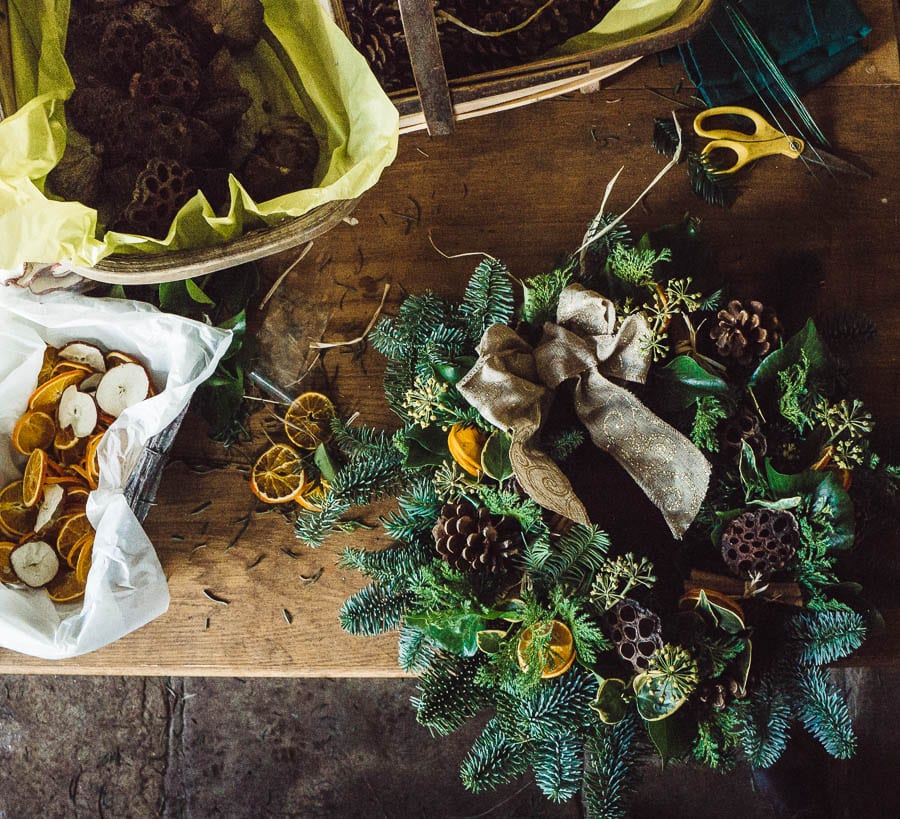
left=0, top=0, right=398, bottom=270
left=0, top=287, right=231, bottom=658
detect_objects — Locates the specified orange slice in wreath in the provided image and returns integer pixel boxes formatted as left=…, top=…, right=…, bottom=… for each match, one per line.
left=516, top=620, right=576, bottom=679
left=37, top=346, right=59, bottom=385
left=11, top=410, right=56, bottom=455
left=0, top=481, right=39, bottom=538
left=284, top=392, right=335, bottom=450
left=56, top=513, right=92, bottom=561
left=250, top=444, right=307, bottom=504
left=75, top=535, right=94, bottom=584
left=22, top=449, right=48, bottom=508
left=46, top=570, right=86, bottom=603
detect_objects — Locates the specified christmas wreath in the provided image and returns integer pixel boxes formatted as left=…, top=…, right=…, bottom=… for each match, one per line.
left=292, top=207, right=896, bottom=815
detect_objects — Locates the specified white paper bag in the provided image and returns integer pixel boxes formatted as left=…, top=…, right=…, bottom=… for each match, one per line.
left=0, top=288, right=232, bottom=658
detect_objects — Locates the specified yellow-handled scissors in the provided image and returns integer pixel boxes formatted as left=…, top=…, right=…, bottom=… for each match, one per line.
left=693, top=106, right=869, bottom=178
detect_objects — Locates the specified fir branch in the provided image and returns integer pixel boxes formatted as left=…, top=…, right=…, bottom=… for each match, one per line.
left=819, top=309, right=877, bottom=352
left=330, top=447, right=404, bottom=506
left=550, top=590, right=611, bottom=665
left=526, top=524, right=610, bottom=592
left=691, top=394, right=728, bottom=453
left=339, top=582, right=414, bottom=635
left=793, top=666, right=857, bottom=759
left=653, top=117, right=682, bottom=159
left=788, top=609, right=866, bottom=666
left=413, top=653, right=491, bottom=736
left=381, top=475, right=441, bottom=542
left=294, top=494, right=350, bottom=547
left=329, top=417, right=394, bottom=457
left=398, top=624, right=436, bottom=672
left=339, top=538, right=434, bottom=585
left=529, top=733, right=583, bottom=803
left=520, top=265, right=574, bottom=327
left=583, top=713, right=641, bottom=819
left=504, top=669, right=598, bottom=742
left=459, top=258, right=515, bottom=343
left=460, top=718, right=527, bottom=793
left=543, top=427, right=586, bottom=462
left=687, top=152, right=736, bottom=208
left=741, top=676, right=792, bottom=768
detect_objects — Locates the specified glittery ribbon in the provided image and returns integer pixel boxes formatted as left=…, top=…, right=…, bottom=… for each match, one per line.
left=457, top=284, right=710, bottom=538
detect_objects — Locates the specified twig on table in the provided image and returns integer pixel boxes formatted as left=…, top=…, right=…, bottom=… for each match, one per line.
left=309, top=283, right=391, bottom=350
left=258, top=241, right=314, bottom=310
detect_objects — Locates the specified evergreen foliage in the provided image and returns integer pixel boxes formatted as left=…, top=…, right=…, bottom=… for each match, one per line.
left=543, top=427, right=587, bottom=461
left=381, top=475, right=441, bottom=543
left=460, top=718, right=527, bottom=792
left=583, top=714, right=641, bottom=819
left=501, top=670, right=598, bottom=742
left=330, top=447, right=404, bottom=506
left=530, top=732, right=583, bottom=802
left=397, top=624, right=436, bottom=673
left=338, top=538, right=434, bottom=585
left=294, top=494, right=350, bottom=547
left=459, top=258, right=515, bottom=342
left=329, top=416, right=395, bottom=457
left=741, top=676, right=792, bottom=768
left=793, top=666, right=857, bottom=759
left=692, top=703, right=746, bottom=771
left=413, top=653, right=491, bottom=736
left=691, top=394, right=728, bottom=452
left=788, top=609, right=866, bottom=666
left=520, top=265, right=574, bottom=327
left=777, top=351, right=815, bottom=432
left=525, top=524, right=611, bottom=592
left=607, top=243, right=671, bottom=287
left=549, top=591, right=611, bottom=665
left=339, top=583, right=413, bottom=636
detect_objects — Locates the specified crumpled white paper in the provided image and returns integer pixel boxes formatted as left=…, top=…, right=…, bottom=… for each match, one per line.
left=0, top=288, right=232, bottom=658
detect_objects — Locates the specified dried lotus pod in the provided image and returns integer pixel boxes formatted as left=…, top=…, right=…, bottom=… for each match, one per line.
left=118, top=158, right=198, bottom=238
left=720, top=406, right=767, bottom=461
left=135, top=105, right=193, bottom=162
left=239, top=120, right=320, bottom=201
left=99, top=12, right=151, bottom=84
left=185, top=0, right=265, bottom=51
left=603, top=598, right=663, bottom=671
left=66, top=84, right=125, bottom=141
left=47, top=132, right=103, bottom=207
left=721, top=509, right=800, bottom=579
left=135, top=54, right=201, bottom=112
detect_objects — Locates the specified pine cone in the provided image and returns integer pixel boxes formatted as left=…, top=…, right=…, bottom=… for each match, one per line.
left=710, top=300, right=782, bottom=366
left=603, top=598, right=663, bottom=670
left=721, top=509, right=800, bottom=579
left=696, top=676, right=747, bottom=711
left=720, top=406, right=767, bottom=461
left=343, top=0, right=413, bottom=92
left=432, top=499, right=521, bottom=574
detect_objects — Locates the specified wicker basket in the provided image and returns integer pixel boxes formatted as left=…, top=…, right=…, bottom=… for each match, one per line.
left=330, top=0, right=717, bottom=135
left=0, top=1, right=363, bottom=286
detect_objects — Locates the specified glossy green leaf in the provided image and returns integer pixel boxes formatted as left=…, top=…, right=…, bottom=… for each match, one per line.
left=314, top=443, right=338, bottom=483
left=591, top=677, right=629, bottom=724
left=749, top=319, right=829, bottom=386
left=218, top=309, right=247, bottom=360
left=186, top=278, right=215, bottom=305
left=645, top=708, right=696, bottom=764
left=654, top=355, right=729, bottom=409
left=809, top=472, right=855, bottom=551
left=481, top=430, right=513, bottom=481
left=475, top=629, right=506, bottom=655
left=406, top=613, right=483, bottom=656
left=633, top=673, right=688, bottom=721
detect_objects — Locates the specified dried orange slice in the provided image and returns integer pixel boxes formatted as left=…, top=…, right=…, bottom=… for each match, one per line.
left=27, top=369, right=88, bottom=413
left=50, top=359, right=93, bottom=379
left=295, top=479, right=330, bottom=512
left=53, top=425, right=80, bottom=451
left=0, top=541, right=18, bottom=584
left=75, top=535, right=93, bottom=583
left=22, top=449, right=48, bottom=508
left=66, top=532, right=92, bottom=569
left=250, top=444, right=306, bottom=504
left=46, top=570, right=86, bottom=603
left=0, top=481, right=39, bottom=538
left=37, top=346, right=60, bottom=385
left=284, top=392, right=335, bottom=450
left=85, top=434, right=104, bottom=484
left=11, top=411, right=56, bottom=455
left=56, top=513, right=92, bottom=561
left=516, top=620, right=576, bottom=679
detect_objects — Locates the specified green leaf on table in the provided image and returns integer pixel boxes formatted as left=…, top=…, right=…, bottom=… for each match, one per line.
left=314, top=443, right=338, bottom=483
left=645, top=708, right=696, bottom=765
left=186, top=278, right=215, bottom=305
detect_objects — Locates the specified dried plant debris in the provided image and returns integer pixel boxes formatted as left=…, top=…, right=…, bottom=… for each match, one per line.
left=58, top=0, right=320, bottom=238
left=341, top=0, right=616, bottom=92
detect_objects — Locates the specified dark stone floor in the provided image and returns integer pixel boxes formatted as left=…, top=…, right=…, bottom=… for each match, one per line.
left=0, top=669, right=896, bottom=818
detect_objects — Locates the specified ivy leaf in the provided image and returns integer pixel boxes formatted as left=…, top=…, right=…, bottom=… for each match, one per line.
left=403, top=425, right=450, bottom=468
left=405, top=613, right=483, bottom=656
left=765, top=462, right=824, bottom=499
left=749, top=319, right=829, bottom=387
left=654, top=355, right=729, bottom=410
left=475, top=629, right=506, bottom=655
left=590, top=677, right=629, bottom=725
left=481, top=431, right=513, bottom=481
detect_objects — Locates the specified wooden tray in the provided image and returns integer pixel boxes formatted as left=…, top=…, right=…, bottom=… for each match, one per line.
left=330, top=0, right=718, bottom=134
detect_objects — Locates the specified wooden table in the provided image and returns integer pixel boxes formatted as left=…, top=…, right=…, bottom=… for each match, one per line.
left=2, top=1, right=897, bottom=674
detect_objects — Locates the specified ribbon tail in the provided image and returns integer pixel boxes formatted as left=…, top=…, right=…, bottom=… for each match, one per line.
left=574, top=371, right=710, bottom=538
left=509, top=435, right=590, bottom=526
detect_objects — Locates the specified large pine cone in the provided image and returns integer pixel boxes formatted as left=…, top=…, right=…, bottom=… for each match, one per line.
left=603, top=598, right=663, bottom=671
left=710, top=300, right=782, bottom=366
left=343, top=0, right=413, bottom=91
left=721, top=509, right=800, bottom=579
left=432, top=499, right=521, bottom=574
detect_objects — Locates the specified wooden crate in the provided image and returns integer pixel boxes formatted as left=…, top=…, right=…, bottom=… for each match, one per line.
left=329, top=0, right=718, bottom=135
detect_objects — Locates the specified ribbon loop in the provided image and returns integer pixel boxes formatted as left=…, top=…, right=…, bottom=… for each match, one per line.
left=458, top=284, right=710, bottom=538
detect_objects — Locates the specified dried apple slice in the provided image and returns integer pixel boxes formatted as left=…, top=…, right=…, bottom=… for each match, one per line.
left=58, top=342, right=106, bottom=373
left=95, top=363, right=150, bottom=418
left=58, top=385, right=98, bottom=438
left=10, top=540, right=59, bottom=587
left=78, top=372, right=103, bottom=392
left=35, top=483, right=65, bottom=534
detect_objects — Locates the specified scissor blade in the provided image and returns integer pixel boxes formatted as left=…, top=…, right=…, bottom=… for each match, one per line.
left=801, top=145, right=871, bottom=179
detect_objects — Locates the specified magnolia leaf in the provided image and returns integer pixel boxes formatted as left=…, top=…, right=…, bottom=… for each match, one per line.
left=481, top=430, right=513, bottom=481
left=692, top=589, right=745, bottom=635
left=750, top=319, right=829, bottom=386
left=591, top=677, right=629, bottom=725
left=654, top=355, right=729, bottom=409
left=748, top=496, right=801, bottom=510
left=186, top=278, right=215, bottom=305
left=314, top=444, right=338, bottom=483
left=765, top=462, right=825, bottom=499
left=403, top=425, right=450, bottom=468
left=645, top=709, right=696, bottom=764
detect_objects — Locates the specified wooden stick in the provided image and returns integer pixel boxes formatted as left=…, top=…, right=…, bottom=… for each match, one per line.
left=684, top=569, right=805, bottom=607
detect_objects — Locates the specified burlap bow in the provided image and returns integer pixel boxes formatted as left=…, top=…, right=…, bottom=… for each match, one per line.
left=457, top=285, right=710, bottom=538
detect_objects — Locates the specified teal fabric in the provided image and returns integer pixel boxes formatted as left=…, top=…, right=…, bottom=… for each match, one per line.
left=678, top=0, right=871, bottom=107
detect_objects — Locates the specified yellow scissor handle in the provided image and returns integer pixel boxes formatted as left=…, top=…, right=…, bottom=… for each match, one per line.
left=693, top=106, right=805, bottom=174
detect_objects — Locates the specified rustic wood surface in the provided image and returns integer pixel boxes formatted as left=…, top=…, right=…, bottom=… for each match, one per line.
left=1, top=0, right=896, bottom=674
